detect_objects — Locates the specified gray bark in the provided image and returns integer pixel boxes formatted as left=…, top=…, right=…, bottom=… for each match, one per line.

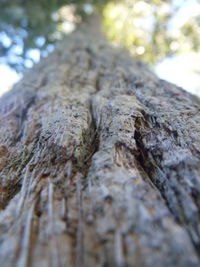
left=0, top=18, right=200, bottom=267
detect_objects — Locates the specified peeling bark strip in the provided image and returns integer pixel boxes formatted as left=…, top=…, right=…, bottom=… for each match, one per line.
left=0, top=17, right=200, bottom=267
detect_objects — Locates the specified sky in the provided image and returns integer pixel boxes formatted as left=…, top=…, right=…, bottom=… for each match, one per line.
left=155, top=52, right=200, bottom=96
left=0, top=64, right=21, bottom=96
left=0, top=0, right=200, bottom=97
left=155, top=0, right=200, bottom=96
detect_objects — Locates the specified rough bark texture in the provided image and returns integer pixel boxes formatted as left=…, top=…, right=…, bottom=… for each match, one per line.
left=0, top=18, right=200, bottom=267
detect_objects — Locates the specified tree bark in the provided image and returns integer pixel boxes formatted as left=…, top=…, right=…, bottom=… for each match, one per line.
left=0, top=17, right=200, bottom=267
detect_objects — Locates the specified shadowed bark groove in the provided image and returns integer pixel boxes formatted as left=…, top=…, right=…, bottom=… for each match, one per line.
left=134, top=111, right=200, bottom=253
left=0, top=17, right=200, bottom=267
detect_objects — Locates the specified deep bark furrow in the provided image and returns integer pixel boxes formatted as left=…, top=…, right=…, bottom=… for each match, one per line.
left=97, top=46, right=200, bottom=254
left=14, top=95, right=36, bottom=143
left=132, top=104, right=200, bottom=252
left=86, top=94, right=199, bottom=266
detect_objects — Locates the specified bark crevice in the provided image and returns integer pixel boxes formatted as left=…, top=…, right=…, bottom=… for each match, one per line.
left=134, top=112, right=200, bottom=255
left=15, top=95, right=36, bottom=143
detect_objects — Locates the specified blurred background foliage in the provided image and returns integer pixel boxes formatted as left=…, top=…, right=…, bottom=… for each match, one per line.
left=0, top=0, right=109, bottom=71
left=0, top=0, right=200, bottom=95
left=103, top=0, right=200, bottom=63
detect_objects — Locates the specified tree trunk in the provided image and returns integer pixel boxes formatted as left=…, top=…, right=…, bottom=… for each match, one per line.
left=0, top=17, right=200, bottom=267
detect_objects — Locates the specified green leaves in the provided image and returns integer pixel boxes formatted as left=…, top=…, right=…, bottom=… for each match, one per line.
left=0, top=0, right=199, bottom=73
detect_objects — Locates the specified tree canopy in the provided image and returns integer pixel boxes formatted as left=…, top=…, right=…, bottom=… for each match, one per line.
left=0, top=0, right=199, bottom=72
